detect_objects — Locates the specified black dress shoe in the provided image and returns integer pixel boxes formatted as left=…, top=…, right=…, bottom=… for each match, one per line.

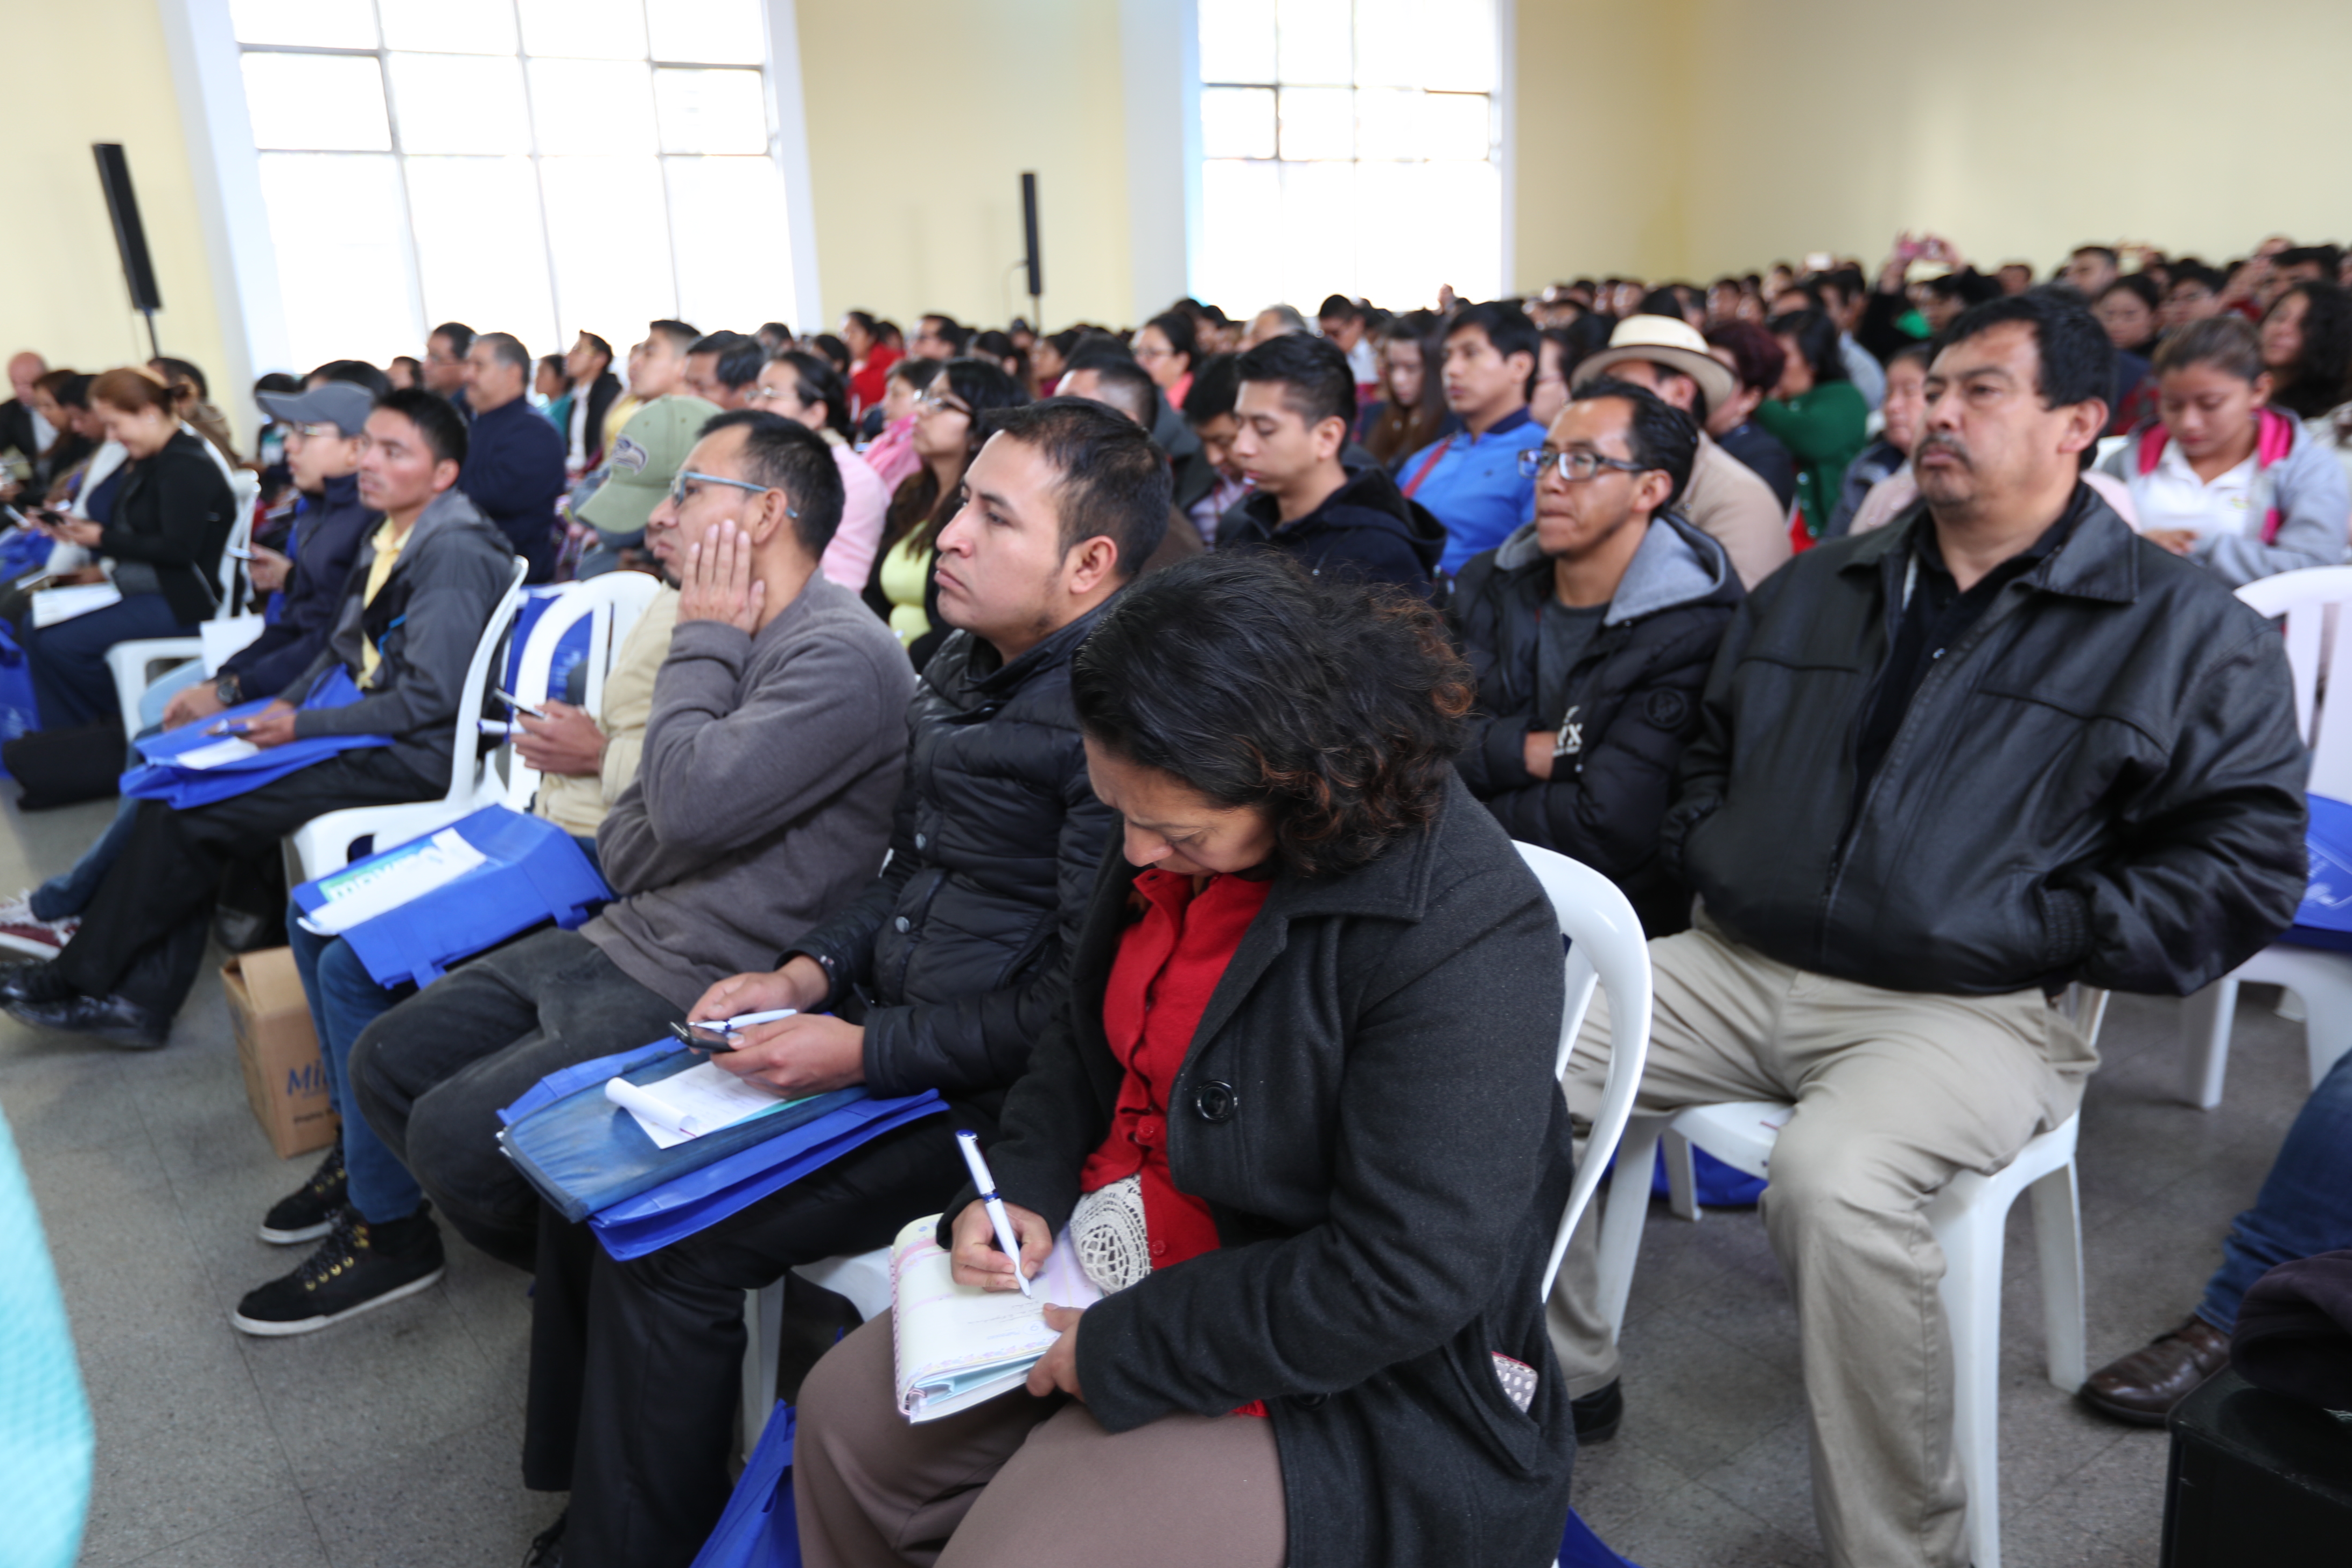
left=0, top=959, right=72, bottom=1005
left=1571, top=1378, right=1623, bottom=1443
left=5, top=991, right=170, bottom=1049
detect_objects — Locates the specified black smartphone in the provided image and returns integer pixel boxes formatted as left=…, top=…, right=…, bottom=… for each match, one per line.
left=492, top=685, right=550, bottom=720
left=667, top=1020, right=740, bottom=1053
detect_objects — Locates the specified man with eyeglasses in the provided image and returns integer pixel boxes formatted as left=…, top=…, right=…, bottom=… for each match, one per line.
left=422, top=321, right=474, bottom=412
left=341, top=409, right=913, bottom=1296
left=1450, top=377, right=1741, bottom=935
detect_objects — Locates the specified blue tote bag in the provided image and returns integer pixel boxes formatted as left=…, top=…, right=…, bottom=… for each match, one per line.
left=691, top=1406, right=799, bottom=1568
left=0, top=623, right=42, bottom=773
left=120, top=667, right=390, bottom=808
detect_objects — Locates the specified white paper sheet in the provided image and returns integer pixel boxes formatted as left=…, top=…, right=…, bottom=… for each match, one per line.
left=302, top=828, right=489, bottom=934
left=603, top=1062, right=808, bottom=1149
left=175, top=735, right=261, bottom=770
left=30, top=582, right=122, bottom=627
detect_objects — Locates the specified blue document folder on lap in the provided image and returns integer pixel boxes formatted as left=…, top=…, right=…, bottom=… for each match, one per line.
left=291, top=804, right=612, bottom=988
left=496, top=1039, right=946, bottom=1252
left=121, top=667, right=389, bottom=808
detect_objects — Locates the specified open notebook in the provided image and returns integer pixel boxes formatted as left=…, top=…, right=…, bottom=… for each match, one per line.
left=890, top=1213, right=1103, bottom=1422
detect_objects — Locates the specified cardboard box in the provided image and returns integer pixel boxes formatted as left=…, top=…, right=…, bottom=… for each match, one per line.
left=223, top=948, right=339, bottom=1160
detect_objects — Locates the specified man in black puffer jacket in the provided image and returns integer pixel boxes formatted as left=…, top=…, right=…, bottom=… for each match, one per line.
left=1452, top=379, right=1741, bottom=934
left=1216, top=332, right=1445, bottom=594
left=517, top=400, right=1171, bottom=1568
left=1546, top=293, right=2308, bottom=1568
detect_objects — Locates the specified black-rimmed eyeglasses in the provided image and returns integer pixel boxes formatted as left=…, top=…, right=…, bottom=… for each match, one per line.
left=1517, top=447, right=1654, bottom=482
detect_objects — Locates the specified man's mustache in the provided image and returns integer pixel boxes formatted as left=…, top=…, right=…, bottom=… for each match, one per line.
left=1915, top=436, right=1971, bottom=467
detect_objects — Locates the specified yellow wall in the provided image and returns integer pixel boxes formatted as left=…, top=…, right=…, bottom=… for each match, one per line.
left=1514, top=0, right=2352, bottom=288
left=0, top=1, right=233, bottom=438
left=1511, top=1, right=1696, bottom=288
left=793, top=0, right=1135, bottom=334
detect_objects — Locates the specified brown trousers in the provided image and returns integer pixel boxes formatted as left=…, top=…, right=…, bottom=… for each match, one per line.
left=794, top=1314, right=1287, bottom=1568
left=1546, top=912, right=2098, bottom=1568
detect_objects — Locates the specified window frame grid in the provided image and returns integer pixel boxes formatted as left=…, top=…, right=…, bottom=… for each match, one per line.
left=1195, top=1, right=1504, bottom=306
left=233, top=0, right=779, bottom=354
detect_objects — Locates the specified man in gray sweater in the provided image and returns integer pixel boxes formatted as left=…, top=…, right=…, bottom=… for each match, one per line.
left=330, top=411, right=913, bottom=1307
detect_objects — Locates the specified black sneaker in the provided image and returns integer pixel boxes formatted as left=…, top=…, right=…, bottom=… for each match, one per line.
left=522, top=1509, right=566, bottom=1567
left=259, top=1139, right=347, bottom=1245
left=1571, top=1378, right=1623, bottom=1444
left=230, top=1206, right=445, bottom=1337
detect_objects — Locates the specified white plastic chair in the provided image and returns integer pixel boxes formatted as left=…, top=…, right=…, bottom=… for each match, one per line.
left=2178, top=565, right=2352, bottom=1108
left=491, top=572, right=662, bottom=812
left=104, top=471, right=263, bottom=734
left=738, top=842, right=1656, bottom=1451
left=283, top=557, right=528, bottom=881
left=1596, top=986, right=2108, bottom=1568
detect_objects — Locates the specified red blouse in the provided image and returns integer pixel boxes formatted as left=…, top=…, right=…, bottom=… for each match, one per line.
left=1079, top=866, right=1272, bottom=1264
left=1081, top=865, right=1274, bottom=1416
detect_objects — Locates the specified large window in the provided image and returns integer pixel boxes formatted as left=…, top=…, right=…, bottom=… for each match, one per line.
left=228, top=0, right=794, bottom=372
left=1194, top=0, right=1501, bottom=317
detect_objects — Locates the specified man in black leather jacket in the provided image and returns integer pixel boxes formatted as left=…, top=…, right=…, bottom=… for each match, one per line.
left=517, top=400, right=1170, bottom=1568
left=1548, top=292, right=2307, bottom=1568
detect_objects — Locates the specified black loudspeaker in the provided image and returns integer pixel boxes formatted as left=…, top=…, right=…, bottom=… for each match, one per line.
left=1020, top=172, right=1042, bottom=300
left=94, top=144, right=164, bottom=359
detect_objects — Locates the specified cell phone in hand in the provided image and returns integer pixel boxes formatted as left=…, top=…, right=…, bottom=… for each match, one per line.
left=667, top=1020, right=740, bottom=1053
left=492, top=685, right=549, bottom=720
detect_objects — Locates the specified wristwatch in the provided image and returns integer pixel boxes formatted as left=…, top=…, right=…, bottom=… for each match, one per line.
left=214, top=673, right=240, bottom=706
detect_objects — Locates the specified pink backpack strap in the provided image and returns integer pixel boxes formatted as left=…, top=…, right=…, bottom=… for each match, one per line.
left=2258, top=408, right=2294, bottom=543
left=2136, top=424, right=2168, bottom=476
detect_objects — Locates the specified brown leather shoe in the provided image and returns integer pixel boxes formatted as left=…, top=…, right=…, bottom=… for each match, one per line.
left=2078, top=1315, right=2232, bottom=1425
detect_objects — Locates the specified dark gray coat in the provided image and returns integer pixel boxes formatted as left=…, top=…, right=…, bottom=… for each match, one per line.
left=976, top=774, right=1576, bottom=1568
left=281, top=487, right=516, bottom=784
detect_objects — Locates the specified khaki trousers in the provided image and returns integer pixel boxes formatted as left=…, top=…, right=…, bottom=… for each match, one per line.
left=1548, top=913, right=2097, bottom=1568
left=794, top=1314, right=1286, bottom=1568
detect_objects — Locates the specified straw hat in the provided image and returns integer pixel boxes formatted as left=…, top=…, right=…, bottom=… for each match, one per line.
left=1571, top=313, right=1738, bottom=410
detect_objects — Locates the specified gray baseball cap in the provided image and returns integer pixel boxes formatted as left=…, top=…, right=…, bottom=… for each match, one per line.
left=258, top=380, right=374, bottom=437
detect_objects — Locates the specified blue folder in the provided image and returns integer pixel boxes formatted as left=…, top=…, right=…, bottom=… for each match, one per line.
left=291, top=804, right=612, bottom=988
left=2278, top=794, right=2352, bottom=955
left=120, top=667, right=389, bottom=808
left=495, top=1039, right=944, bottom=1242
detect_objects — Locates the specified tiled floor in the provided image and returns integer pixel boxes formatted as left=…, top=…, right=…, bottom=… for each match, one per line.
left=0, top=793, right=2309, bottom=1566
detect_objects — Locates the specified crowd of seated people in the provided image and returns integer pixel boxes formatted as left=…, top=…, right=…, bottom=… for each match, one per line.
left=0, top=226, right=2348, bottom=1568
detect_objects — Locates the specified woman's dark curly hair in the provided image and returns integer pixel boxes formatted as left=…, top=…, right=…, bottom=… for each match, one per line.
left=1071, top=552, right=1473, bottom=877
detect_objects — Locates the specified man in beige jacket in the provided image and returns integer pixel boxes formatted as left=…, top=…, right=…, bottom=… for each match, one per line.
left=515, top=584, right=681, bottom=842
left=1572, top=314, right=1793, bottom=589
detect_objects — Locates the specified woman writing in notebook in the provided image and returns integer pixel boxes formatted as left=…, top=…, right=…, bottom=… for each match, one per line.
left=794, top=552, right=1577, bottom=1568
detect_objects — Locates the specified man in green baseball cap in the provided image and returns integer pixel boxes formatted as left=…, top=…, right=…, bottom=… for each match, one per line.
left=571, top=394, right=722, bottom=577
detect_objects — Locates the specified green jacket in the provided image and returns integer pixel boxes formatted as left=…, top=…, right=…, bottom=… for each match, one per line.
left=1758, top=380, right=1870, bottom=537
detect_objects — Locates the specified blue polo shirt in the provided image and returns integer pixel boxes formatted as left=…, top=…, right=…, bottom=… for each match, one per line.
left=1398, top=408, right=1545, bottom=577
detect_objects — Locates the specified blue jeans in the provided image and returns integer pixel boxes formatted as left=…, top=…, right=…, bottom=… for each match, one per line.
left=2195, top=1046, right=2352, bottom=1331
left=288, top=907, right=423, bottom=1224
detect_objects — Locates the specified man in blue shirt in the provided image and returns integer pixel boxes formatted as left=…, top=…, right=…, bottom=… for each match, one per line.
left=1399, top=300, right=1549, bottom=578
left=460, top=332, right=569, bottom=582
